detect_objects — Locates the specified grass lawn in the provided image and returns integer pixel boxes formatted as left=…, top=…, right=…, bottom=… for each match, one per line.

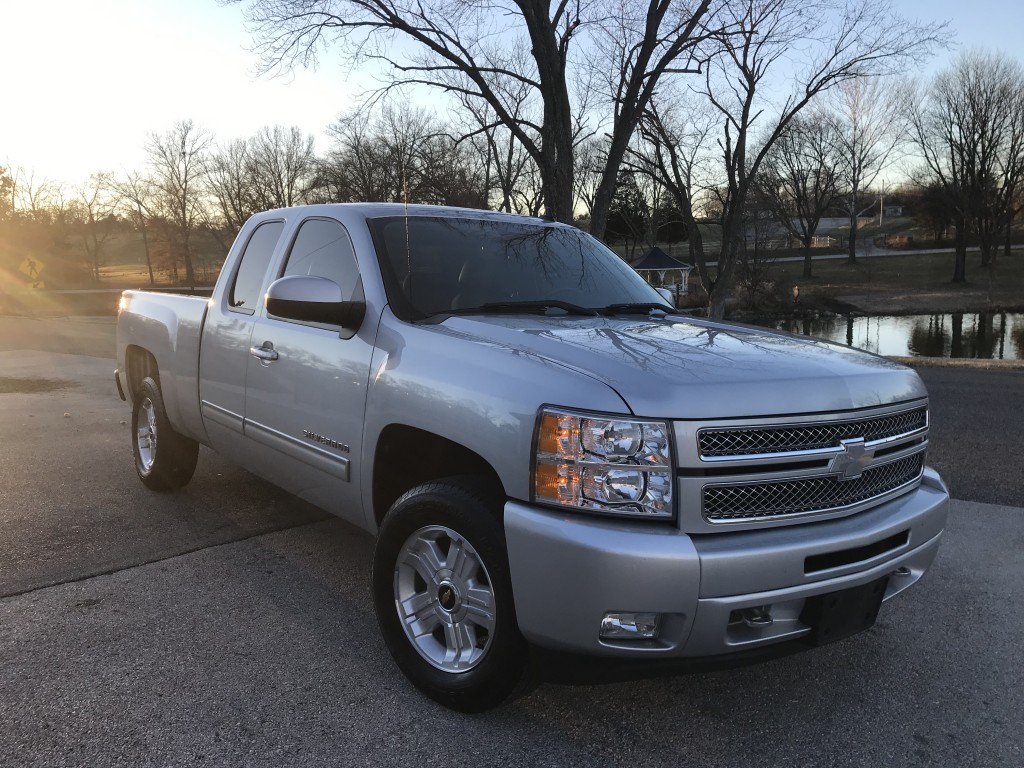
left=766, top=249, right=1024, bottom=314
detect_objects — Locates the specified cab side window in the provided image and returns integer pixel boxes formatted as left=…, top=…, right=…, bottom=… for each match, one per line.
left=282, top=218, right=360, bottom=301
left=230, top=221, right=285, bottom=313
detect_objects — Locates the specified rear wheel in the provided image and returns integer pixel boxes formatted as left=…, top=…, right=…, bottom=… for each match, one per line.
left=132, top=376, right=199, bottom=490
left=372, top=478, right=527, bottom=712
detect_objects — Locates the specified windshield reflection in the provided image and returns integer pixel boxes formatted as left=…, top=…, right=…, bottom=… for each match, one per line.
left=368, top=215, right=665, bottom=319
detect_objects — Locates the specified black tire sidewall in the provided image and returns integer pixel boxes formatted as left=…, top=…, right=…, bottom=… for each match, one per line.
left=131, top=376, right=197, bottom=490
left=372, top=479, right=526, bottom=712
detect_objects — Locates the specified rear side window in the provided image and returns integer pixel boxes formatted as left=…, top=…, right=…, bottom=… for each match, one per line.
left=282, top=218, right=360, bottom=301
left=230, top=220, right=284, bottom=313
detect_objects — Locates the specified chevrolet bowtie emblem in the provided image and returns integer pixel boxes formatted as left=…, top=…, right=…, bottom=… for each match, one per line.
left=831, top=437, right=873, bottom=481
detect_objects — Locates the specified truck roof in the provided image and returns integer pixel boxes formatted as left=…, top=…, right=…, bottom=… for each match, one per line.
left=251, top=202, right=554, bottom=226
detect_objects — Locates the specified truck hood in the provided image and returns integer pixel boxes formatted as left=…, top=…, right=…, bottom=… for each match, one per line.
left=436, top=314, right=926, bottom=419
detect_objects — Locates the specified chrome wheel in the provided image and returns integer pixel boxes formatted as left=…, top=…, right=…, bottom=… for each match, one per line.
left=135, top=396, right=157, bottom=472
left=394, top=524, right=496, bottom=672
left=130, top=376, right=199, bottom=491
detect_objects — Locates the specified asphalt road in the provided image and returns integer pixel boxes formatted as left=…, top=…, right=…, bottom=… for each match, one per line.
left=1, top=317, right=1022, bottom=767
left=914, top=366, right=1024, bottom=507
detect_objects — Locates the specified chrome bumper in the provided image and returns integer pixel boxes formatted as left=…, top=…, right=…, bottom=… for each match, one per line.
left=504, top=468, right=948, bottom=658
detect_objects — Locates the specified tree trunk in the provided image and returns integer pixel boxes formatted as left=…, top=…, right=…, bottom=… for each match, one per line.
left=846, top=209, right=858, bottom=265
left=520, top=1, right=574, bottom=224
left=707, top=242, right=740, bottom=320
left=687, top=224, right=705, bottom=272
left=182, top=245, right=196, bottom=287
left=589, top=184, right=612, bottom=240
left=952, top=217, right=967, bottom=283
left=979, top=223, right=993, bottom=267
left=590, top=121, right=638, bottom=238
left=802, top=241, right=813, bottom=279
left=950, top=312, right=963, bottom=356
left=137, top=205, right=155, bottom=286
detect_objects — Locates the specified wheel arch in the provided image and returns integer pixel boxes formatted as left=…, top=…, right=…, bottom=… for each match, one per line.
left=124, top=345, right=160, bottom=403
left=371, top=424, right=506, bottom=528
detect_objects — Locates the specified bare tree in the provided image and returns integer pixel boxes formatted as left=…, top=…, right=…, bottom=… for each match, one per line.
left=74, top=172, right=120, bottom=283
left=827, top=77, right=908, bottom=264
left=206, top=126, right=317, bottom=238
left=909, top=51, right=1024, bottom=282
left=319, top=106, right=411, bottom=202
left=145, top=120, right=213, bottom=286
left=0, top=166, right=13, bottom=222
left=628, top=95, right=718, bottom=272
left=691, top=0, right=945, bottom=319
left=114, top=172, right=159, bottom=286
left=231, top=0, right=717, bottom=235
left=9, top=166, right=60, bottom=221
left=247, top=125, right=318, bottom=209
left=758, top=113, right=840, bottom=279
left=207, top=138, right=258, bottom=237
left=317, top=110, right=390, bottom=203
left=1006, top=186, right=1024, bottom=260
left=580, top=0, right=716, bottom=236
left=416, top=132, right=489, bottom=208
left=604, top=169, right=654, bottom=259
left=456, top=92, right=537, bottom=213
left=318, top=103, right=486, bottom=206
left=573, top=136, right=609, bottom=219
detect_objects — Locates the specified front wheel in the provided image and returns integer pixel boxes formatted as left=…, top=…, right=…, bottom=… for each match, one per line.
left=372, top=479, right=527, bottom=712
left=132, top=376, right=199, bottom=491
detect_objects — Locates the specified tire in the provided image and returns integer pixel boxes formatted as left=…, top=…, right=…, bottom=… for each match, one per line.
left=131, top=376, right=199, bottom=491
left=372, top=478, right=527, bottom=712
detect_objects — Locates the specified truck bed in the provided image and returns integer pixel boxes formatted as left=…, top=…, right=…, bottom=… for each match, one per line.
left=116, top=290, right=211, bottom=444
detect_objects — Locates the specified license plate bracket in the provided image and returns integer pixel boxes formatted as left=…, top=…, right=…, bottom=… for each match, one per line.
left=800, top=576, right=889, bottom=646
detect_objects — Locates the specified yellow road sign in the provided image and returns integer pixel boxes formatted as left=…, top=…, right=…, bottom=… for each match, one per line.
left=19, top=256, right=44, bottom=280
left=30, top=281, right=45, bottom=290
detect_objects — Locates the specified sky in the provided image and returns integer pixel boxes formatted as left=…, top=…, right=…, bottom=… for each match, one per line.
left=1, top=0, right=1023, bottom=189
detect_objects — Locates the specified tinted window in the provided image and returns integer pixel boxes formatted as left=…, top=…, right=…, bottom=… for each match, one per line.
left=368, top=216, right=664, bottom=318
left=230, top=221, right=284, bottom=312
left=282, top=218, right=360, bottom=301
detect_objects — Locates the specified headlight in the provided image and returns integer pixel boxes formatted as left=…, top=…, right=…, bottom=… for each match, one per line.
left=533, top=408, right=674, bottom=519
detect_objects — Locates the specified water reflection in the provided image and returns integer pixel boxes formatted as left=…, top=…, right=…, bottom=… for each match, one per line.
left=764, top=313, right=1023, bottom=360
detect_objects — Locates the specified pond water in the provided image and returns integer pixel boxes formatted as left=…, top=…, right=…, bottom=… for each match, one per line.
left=759, top=313, right=1024, bottom=360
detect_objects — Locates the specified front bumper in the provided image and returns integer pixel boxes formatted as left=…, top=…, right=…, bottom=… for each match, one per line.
left=504, top=468, right=948, bottom=658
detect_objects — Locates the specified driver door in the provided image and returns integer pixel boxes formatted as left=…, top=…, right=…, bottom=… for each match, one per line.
left=241, top=216, right=376, bottom=526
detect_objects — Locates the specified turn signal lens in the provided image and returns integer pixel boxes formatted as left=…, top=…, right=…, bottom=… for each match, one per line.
left=537, top=412, right=576, bottom=456
left=535, top=462, right=579, bottom=505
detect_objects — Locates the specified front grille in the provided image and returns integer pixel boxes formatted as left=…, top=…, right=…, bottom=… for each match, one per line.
left=703, top=453, right=925, bottom=523
left=698, top=407, right=927, bottom=458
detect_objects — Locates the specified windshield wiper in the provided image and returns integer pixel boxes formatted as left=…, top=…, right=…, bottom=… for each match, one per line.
left=598, top=302, right=672, bottom=316
left=449, top=300, right=598, bottom=317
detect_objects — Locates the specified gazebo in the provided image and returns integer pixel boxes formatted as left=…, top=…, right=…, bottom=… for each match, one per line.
left=632, top=247, right=693, bottom=297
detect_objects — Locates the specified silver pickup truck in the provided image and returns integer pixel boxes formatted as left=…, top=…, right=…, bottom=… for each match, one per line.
left=115, top=203, right=949, bottom=711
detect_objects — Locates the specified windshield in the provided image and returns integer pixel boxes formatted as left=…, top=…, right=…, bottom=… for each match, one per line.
left=367, top=215, right=669, bottom=320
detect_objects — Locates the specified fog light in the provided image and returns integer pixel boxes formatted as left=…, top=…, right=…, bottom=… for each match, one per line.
left=740, top=605, right=774, bottom=627
left=600, top=612, right=660, bottom=640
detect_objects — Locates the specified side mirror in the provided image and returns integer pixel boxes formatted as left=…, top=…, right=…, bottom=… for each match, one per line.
left=655, top=287, right=675, bottom=308
left=265, top=275, right=365, bottom=330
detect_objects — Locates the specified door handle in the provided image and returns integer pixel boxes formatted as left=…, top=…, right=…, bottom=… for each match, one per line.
left=249, top=342, right=279, bottom=362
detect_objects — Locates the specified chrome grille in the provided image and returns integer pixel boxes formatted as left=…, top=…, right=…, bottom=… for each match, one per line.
left=703, top=453, right=925, bottom=523
left=698, top=407, right=927, bottom=458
